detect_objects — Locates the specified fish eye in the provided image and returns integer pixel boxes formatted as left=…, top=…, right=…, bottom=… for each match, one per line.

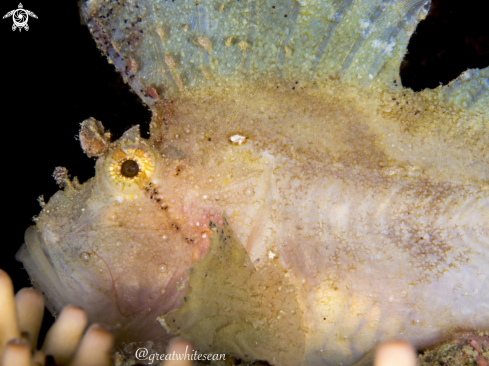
left=105, top=146, right=155, bottom=191
left=121, top=159, right=139, bottom=178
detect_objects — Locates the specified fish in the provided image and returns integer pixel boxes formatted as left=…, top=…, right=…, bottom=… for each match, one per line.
left=15, top=0, right=488, bottom=365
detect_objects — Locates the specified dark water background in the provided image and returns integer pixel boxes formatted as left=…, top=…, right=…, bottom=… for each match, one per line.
left=1, top=0, right=487, bottom=345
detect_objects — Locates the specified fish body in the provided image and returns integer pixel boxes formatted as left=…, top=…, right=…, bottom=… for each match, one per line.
left=16, top=0, right=488, bottom=365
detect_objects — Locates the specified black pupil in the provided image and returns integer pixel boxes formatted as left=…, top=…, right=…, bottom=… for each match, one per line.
left=121, top=160, right=139, bottom=178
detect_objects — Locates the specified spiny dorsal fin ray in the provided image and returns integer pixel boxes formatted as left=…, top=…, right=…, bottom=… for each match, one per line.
left=84, top=0, right=430, bottom=104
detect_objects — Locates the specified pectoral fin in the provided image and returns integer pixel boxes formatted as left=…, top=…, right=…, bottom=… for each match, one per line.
left=159, top=218, right=306, bottom=366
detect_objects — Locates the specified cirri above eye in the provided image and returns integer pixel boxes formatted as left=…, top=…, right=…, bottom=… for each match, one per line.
left=121, top=159, right=139, bottom=178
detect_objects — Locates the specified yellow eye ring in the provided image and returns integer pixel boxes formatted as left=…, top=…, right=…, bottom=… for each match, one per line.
left=106, top=147, right=155, bottom=190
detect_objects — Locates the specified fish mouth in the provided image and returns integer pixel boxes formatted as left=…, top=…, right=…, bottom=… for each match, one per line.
left=17, top=225, right=191, bottom=347
left=16, top=227, right=70, bottom=316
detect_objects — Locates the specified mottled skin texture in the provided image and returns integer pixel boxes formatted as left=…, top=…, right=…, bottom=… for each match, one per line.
left=18, top=81, right=488, bottom=365
left=17, top=0, right=489, bottom=365
left=153, top=84, right=488, bottom=365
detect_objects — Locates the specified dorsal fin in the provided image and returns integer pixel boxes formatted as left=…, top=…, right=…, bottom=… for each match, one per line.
left=421, top=67, right=488, bottom=115
left=84, top=0, right=431, bottom=104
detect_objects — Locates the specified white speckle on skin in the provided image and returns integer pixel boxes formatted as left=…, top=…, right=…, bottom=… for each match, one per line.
left=230, top=134, right=247, bottom=145
left=244, top=187, right=255, bottom=196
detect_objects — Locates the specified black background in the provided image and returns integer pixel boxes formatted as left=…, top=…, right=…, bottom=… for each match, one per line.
left=1, top=0, right=488, bottom=339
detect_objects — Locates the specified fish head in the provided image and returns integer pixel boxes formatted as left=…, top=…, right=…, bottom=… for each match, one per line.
left=18, top=108, right=274, bottom=347
left=17, top=119, right=224, bottom=345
